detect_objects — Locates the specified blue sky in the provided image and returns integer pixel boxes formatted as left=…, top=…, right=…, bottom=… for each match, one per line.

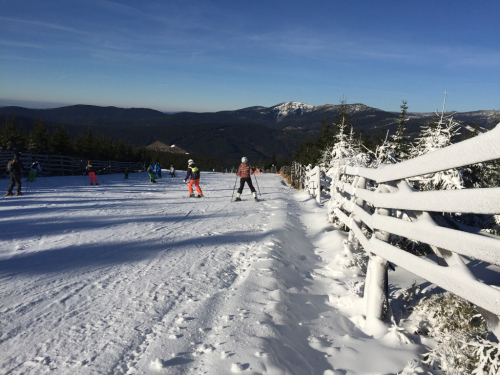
left=1, top=0, right=499, bottom=112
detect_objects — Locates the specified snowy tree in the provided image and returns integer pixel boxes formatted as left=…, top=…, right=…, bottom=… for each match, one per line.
left=409, top=95, right=462, bottom=191
left=390, top=100, right=410, bottom=161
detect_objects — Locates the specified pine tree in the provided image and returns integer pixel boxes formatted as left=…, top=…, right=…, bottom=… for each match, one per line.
left=409, top=94, right=462, bottom=191
left=0, top=117, right=28, bottom=151
left=28, top=118, right=50, bottom=154
left=49, top=125, right=73, bottom=155
left=390, top=100, right=410, bottom=160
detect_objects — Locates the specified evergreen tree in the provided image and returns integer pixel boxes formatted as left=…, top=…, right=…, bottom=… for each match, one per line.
left=28, top=118, right=50, bottom=154
left=293, top=135, right=318, bottom=165
left=390, top=100, right=410, bottom=160
left=0, top=117, right=28, bottom=151
left=113, top=139, right=127, bottom=161
left=95, top=135, right=113, bottom=160
left=316, top=114, right=334, bottom=151
left=409, top=97, right=462, bottom=191
left=49, top=125, right=73, bottom=155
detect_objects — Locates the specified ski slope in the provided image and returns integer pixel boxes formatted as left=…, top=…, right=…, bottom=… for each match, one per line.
left=1, top=172, right=431, bottom=375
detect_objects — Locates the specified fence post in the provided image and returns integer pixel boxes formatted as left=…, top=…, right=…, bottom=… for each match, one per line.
left=364, top=182, right=394, bottom=326
left=315, top=166, right=321, bottom=204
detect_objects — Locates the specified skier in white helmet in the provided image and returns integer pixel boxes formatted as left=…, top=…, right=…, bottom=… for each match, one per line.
left=184, top=159, right=204, bottom=198
left=235, top=157, right=257, bottom=201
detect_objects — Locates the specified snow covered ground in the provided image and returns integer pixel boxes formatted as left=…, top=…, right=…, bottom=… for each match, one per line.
left=1, top=172, right=447, bottom=374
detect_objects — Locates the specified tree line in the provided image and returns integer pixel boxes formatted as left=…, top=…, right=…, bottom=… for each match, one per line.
left=0, top=116, right=235, bottom=171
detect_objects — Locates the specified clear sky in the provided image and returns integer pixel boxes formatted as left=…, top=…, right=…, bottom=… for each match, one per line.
left=1, top=0, right=499, bottom=113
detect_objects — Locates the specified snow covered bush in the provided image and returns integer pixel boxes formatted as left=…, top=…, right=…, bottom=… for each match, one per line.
left=411, top=292, right=499, bottom=375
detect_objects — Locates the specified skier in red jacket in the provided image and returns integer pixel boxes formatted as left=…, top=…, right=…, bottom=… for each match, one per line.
left=235, top=157, right=257, bottom=201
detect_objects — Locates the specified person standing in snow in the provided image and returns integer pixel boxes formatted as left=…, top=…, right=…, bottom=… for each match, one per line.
left=124, top=167, right=130, bottom=179
left=184, top=159, right=203, bottom=198
left=155, top=163, right=162, bottom=178
left=170, top=165, right=176, bottom=179
left=85, top=161, right=99, bottom=185
left=235, top=157, right=257, bottom=201
left=147, top=162, right=157, bottom=183
left=5, top=151, right=26, bottom=196
left=28, top=160, right=42, bottom=182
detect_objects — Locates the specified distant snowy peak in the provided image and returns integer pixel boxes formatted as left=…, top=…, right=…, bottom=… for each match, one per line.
left=272, top=102, right=316, bottom=122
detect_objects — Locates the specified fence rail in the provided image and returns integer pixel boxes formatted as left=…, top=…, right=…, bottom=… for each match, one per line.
left=0, top=151, right=143, bottom=178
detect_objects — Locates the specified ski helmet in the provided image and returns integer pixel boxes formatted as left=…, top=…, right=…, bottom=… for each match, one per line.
left=188, top=159, right=194, bottom=165
left=241, top=157, right=248, bottom=163
left=87, top=160, right=91, bottom=164
left=14, top=151, right=21, bottom=158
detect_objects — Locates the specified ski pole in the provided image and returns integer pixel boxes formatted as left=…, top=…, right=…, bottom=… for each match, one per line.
left=230, top=174, right=238, bottom=202
left=253, top=173, right=261, bottom=196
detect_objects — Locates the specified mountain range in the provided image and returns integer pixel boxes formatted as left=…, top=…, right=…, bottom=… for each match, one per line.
left=1, top=102, right=497, bottom=160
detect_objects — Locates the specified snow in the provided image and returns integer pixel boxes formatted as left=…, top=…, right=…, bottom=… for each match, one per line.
left=1, top=172, right=431, bottom=374
left=272, top=102, right=315, bottom=121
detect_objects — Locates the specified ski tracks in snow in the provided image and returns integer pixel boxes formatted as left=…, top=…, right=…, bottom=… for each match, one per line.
left=0, top=174, right=302, bottom=374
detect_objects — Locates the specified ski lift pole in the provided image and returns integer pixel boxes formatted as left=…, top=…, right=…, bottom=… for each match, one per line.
left=230, top=174, right=238, bottom=202
left=253, top=172, right=261, bottom=196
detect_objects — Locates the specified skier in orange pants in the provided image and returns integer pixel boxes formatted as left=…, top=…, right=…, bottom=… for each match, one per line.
left=86, top=161, right=99, bottom=185
left=184, top=159, right=203, bottom=198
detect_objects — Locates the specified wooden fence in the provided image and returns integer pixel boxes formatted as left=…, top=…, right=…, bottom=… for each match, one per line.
left=330, top=124, right=500, bottom=336
left=0, top=151, right=143, bottom=178
left=291, top=161, right=331, bottom=201
left=291, top=125, right=500, bottom=337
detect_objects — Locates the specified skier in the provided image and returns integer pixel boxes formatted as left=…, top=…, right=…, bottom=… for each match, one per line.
left=184, top=159, right=203, bottom=198
left=86, top=161, right=99, bottom=185
left=170, top=165, right=176, bottom=179
left=28, top=160, right=42, bottom=182
left=235, top=157, right=257, bottom=202
left=124, top=167, right=130, bottom=179
left=147, top=162, right=157, bottom=183
left=5, top=151, right=25, bottom=196
left=155, top=163, right=162, bottom=178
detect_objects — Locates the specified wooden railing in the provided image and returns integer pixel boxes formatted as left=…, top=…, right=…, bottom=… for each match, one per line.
left=0, top=151, right=143, bottom=178
left=291, top=161, right=331, bottom=202
left=329, top=124, right=500, bottom=336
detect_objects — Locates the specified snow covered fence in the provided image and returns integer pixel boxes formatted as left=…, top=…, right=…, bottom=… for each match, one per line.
left=330, top=125, right=500, bottom=335
left=291, top=161, right=332, bottom=199
left=305, top=165, right=321, bottom=203
left=0, top=151, right=143, bottom=178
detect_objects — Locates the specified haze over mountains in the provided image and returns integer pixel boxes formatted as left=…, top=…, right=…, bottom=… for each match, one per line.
left=1, top=102, right=497, bottom=160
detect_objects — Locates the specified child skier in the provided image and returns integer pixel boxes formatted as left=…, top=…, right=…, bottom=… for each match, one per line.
left=147, top=162, right=157, bottom=183
left=28, top=160, right=42, bottom=182
left=184, top=159, right=203, bottom=198
left=235, top=157, right=257, bottom=201
left=170, top=165, right=176, bottom=179
left=124, top=167, right=130, bottom=179
left=86, top=161, right=99, bottom=185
